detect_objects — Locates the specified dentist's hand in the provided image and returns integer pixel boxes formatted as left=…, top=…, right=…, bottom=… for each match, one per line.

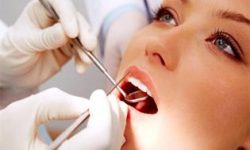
left=59, top=90, right=128, bottom=150
left=0, top=88, right=128, bottom=150
left=0, top=0, right=97, bottom=90
left=0, top=88, right=90, bottom=150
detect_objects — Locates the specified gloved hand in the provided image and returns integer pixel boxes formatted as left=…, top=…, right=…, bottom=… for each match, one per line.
left=59, top=90, right=128, bottom=150
left=0, top=88, right=128, bottom=150
left=0, top=0, right=97, bottom=90
left=0, top=88, right=89, bottom=150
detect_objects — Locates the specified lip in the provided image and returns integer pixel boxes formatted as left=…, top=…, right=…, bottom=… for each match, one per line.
left=118, top=65, right=159, bottom=118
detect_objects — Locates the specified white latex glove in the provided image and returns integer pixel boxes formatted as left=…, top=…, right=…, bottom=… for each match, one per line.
left=104, top=11, right=148, bottom=87
left=0, top=20, right=7, bottom=38
left=0, top=88, right=89, bottom=150
left=0, top=88, right=128, bottom=150
left=59, top=90, right=128, bottom=150
left=0, top=0, right=97, bottom=90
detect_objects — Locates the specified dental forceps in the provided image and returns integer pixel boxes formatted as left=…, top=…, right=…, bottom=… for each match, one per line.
left=39, top=0, right=148, bottom=149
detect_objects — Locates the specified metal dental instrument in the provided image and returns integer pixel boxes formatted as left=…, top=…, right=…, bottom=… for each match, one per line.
left=48, top=110, right=89, bottom=150
left=39, top=0, right=127, bottom=98
left=40, top=0, right=149, bottom=101
left=125, top=90, right=148, bottom=103
left=39, top=0, right=147, bottom=149
left=108, top=75, right=148, bottom=103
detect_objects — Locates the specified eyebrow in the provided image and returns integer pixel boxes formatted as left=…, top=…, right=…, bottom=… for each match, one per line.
left=217, top=10, right=250, bottom=26
left=180, top=0, right=188, bottom=4
left=177, top=0, right=250, bottom=26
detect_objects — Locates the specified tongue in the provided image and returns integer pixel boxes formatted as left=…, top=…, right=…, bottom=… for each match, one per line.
left=135, top=100, right=148, bottom=110
left=135, top=96, right=158, bottom=114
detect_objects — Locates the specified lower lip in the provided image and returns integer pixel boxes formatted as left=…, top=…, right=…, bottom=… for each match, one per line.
left=127, top=105, right=154, bottom=121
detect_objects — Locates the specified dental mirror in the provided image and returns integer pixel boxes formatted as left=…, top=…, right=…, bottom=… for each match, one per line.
left=125, top=90, right=148, bottom=103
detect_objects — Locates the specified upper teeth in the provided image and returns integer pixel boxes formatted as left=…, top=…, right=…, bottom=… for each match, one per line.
left=128, top=77, right=152, bottom=97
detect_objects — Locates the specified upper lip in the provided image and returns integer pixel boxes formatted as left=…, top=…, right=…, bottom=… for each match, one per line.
left=120, top=65, right=159, bottom=105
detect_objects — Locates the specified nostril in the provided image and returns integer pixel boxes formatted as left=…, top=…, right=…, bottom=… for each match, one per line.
left=145, top=49, right=166, bottom=67
left=152, top=52, right=166, bottom=66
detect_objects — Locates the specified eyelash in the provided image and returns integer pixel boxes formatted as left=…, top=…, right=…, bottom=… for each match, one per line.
left=205, top=29, right=242, bottom=61
left=154, top=6, right=243, bottom=62
left=153, top=6, right=178, bottom=26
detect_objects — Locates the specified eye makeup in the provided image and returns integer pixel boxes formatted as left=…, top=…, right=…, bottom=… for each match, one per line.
left=153, top=5, right=179, bottom=26
left=153, top=5, right=245, bottom=63
left=205, top=29, right=243, bottom=62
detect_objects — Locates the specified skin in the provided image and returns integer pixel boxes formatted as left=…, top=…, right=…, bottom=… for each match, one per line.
left=116, top=0, right=250, bottom=149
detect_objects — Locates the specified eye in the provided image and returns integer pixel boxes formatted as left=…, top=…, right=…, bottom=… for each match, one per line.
left=154, top=6, right=177, bottom=26
left=206, top=31, right=242, bottom=61
left=214, top=37, right=234, bottom=56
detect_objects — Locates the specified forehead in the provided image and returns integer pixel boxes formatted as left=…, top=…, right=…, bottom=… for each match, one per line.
left=163, top=0, right=250, bottom=15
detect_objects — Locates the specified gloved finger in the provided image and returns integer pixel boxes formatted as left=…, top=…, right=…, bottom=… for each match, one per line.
left=35, top=88, right=89, bottom=125
left=76, top=45, right=92, bottom=64
left=27, top=1, right=55, bottom=28
left=118, top=101, right=128, bottom=144
left=119, top=101, right=128, bottom=131
left=108, top=95, right=120, bottom=124
left=59, top=90, right=113, bottom=150
left=108, top=95, right=128, bottom=130
left=108, top=95, right=128, bottom=148
left=74, top=51, right=89, bottom=74
left=88, top=90, right=112, bottom=128
left=49, top=0, right=78, bottom=38
left=77, top=13, right=97, bottom=51
left=27, top=23, right=68, bottom=52
left=107, top=95, right=121, bottom=147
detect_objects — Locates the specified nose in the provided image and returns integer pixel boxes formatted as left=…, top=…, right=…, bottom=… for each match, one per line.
left=145, top=36, right=179, bottom=71
left=145, top=27, right=192, bottom=71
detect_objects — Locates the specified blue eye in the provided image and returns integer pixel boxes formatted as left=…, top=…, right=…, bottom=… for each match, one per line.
left=206, top=31, right=242, bottom=61
left=154, top=7, right=177, bottom=26
left=214, top=37, right=235, bottom=56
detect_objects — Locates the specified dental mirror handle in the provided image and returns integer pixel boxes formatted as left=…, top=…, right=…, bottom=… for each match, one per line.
left=47, top=110, right=90, bottom=150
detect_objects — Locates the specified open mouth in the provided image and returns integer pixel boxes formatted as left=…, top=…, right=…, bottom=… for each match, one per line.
left=119, top=76, right=158, bottom=114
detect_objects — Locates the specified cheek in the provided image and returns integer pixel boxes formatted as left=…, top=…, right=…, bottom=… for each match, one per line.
left=160, top=51, right=250, bottom=145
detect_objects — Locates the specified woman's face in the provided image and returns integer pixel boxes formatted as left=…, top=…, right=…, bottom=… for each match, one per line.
left=116, top=0, right=250, bottom=149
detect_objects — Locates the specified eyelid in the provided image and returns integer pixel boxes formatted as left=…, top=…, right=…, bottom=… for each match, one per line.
left=205, top=31, right=245, bottom=63
left=207, top=31, right=244, bottom=59
left=165, top=7, right=180, bottom=26
left=155, top=6, right=180, bottom=26
left=168, top=7, right=181, bottom=25
left=206, top=41, right=242, bottom=63
left=225, top=33, right=244, bottom=58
